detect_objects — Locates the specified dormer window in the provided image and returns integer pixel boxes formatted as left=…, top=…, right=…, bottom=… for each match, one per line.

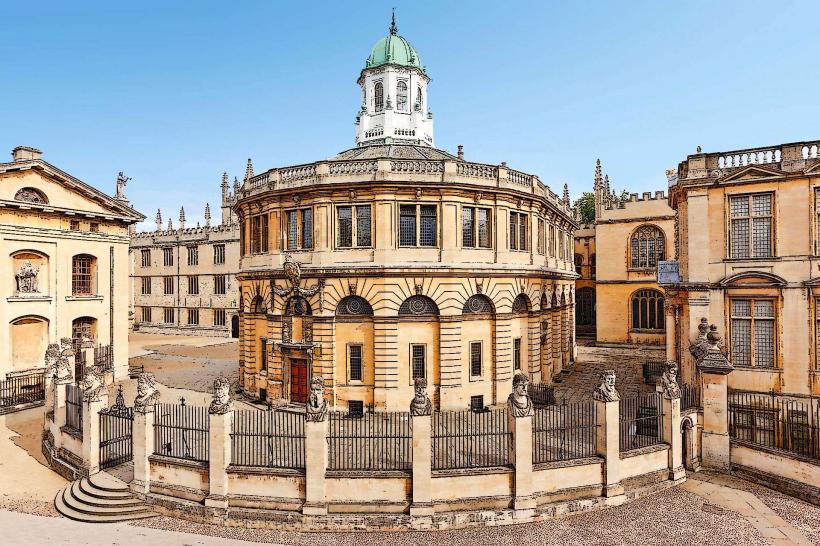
left=374, top=82, right=384, bottom=113
left=397, top=81, right=408, bottom=112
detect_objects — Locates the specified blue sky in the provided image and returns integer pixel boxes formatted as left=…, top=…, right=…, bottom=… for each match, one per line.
left=2, top=1, right=819, bottom=229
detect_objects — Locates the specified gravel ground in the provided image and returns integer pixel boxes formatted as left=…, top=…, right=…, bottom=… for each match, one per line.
left=129, top=337, right=238, bottom=393
left=132, top=486, right=768, bottom=545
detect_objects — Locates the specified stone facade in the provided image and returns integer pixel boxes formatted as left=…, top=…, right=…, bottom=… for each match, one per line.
left=234, top=23, right=578, bottom=411
left=573, top=160, right=674, bottom=347
left=665, top=139, right=820, bottom=394
left=0, top=146, right=143, bottom=379
left=129, top=174, right=240, bottom=337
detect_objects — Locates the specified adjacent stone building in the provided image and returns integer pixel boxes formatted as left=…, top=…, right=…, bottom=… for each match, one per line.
left=573, top=161, right=674, bottom=348
left=234, top=19, right=578, bottom=411
left=129, top=175, right=240, bottom=337
left=0, top=146, right=143, bottom=378
left=664, top=140, right=820, bottom=394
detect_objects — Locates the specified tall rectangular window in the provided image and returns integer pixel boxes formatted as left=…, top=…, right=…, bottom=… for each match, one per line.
left=338, top=206, right=353, bottom=247
left=72, top=255, right=93, bottom=295
left=729, top=193, right=773, bottom=259
left=286, top=208, right=312, bottom=250
left=213, top=244, right=225, bottom=265
left=559, top=230, right=565, bottom=259
left=260, top=338, right=268, bottom=372
left=163, top=307, right=174, bottom=324
left=163, top=276, right=174, bottom=295
left=537, top=219, right=545, bottom=255
left=349, top=345, right=363, bottom=382
left=188, top=275, right=199, bottom=295
left=214, top=275, right=226, bottom=295
left=399, top=205, right=417, bottom=246
left=141, top=307, right=152, bottom=323
left=251, top=214, right=269, bottom=254
left=513, top=337, right=522, bottom=370
left=301, top=208, right=313, bottom=249
left=187, top=246, right=198, bottom=266
left=420, top=205, right=437, bottom=246
left=163, top=247, right=173, bottom=266
left=549, top=225, right=556, bottom=257
left=411, top=344, right=426, bottom=379
left=337, top=205, right=372, bottom=248
left=470, top=341, right=482, bottom=377
left=731, top=298, right=775, bottom=368
left=509, top=212, right=528, bottom=251
left=140, top=249, right=151, bottom=267
left=213, top=308, right=226, bottom=326
left=477, top=208, right=490, bottom=248
left=141, top=277, right=152, bottom=295
left=70, top=220, right=80, bottom=231
left=463, top=207, right=475, bottom=247
left=187, top=308, right=199, bottom=325
left=356, top=205, right=371, bottom=247
left=462, top=207, right=492, bottom=249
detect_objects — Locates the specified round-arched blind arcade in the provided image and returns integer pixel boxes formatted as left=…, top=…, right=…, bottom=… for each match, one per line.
left=336, top=295, right=374, bottom=316
left=629, top=225, right=665, bottom=269
left=512, top=294, right=531, bottom=314
left=399, top=295, right=439, bottom=316
left=631, top=289, right=665, bottom=330
left=462, top=294, right=494, bottom=315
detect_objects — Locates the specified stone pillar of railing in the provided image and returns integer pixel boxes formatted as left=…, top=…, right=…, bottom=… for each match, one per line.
left=664, top=302, right=678, bottom=363
left=303, top=377, right=328, bottom=515
left=697, top=325, right=734, bottom=470
left=658, top=362, right=685, bottom=482
left=81, top=336, right=94, bottom=374
left=409, top=378, right=434, bottom=517
left=130, top=373, right=160, bottom=495
left=205, top=377, right=232, bottom=509
left=52, top=378, right=70, bottom=452
left=593, top=370, right=624, bottom=499
left=80, top=372, right=108, bottom=475
left=508, top=373, right=536, bottom=516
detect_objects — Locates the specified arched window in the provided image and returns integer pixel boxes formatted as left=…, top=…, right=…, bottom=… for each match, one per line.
left=462, top=294, right=494, bottom=315
left=71, top=254, right=96, bottom=296
left=374, top=82, right=384, bottom=113
left=512, top=294, right=531, bottom=314
left=629, top=225, right=665, bottom=269
left=72, top=316, right=97, bottom=341
left=14, top=187, right=48, bottom=204
left=574, top=254, right=584, bottom=276
left=396, top=81, right=408, bottom=112
left=285, top=296, right=311, bottom=316
left=631, top=289, right=665, bottom=330
left=399, top=295, right=439, bottom=316
left=250, top=295, right=266, bottom=314
left=336, top=295, right=374, bottom=316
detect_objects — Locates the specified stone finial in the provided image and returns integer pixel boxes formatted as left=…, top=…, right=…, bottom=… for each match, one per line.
left=80, top=366, right=105, bottom=402
left=233, top=176, right=240, bottom=194
left=221, top=172, right=229, bottom=201
left=204, top=203, right=211, bottom=227
left=658, top=361, right=681, bottom=399
left=208, top=376, right=233, bottom=415
left=178, top=207, right=186, bottom=230
left=603, top=174, right=610, bottom=194
left=155, top=209, right=162, bottom=232
left=689, top=318, right=710, bottom=363
left=244, top=158, right=254, bottom=182
left=134, top=372, right=160, bottom=413
left=507, top=372, right=533, bottom=417
left=306, top=376, right=328, bottom=422
left=167, top=218, right=173, bottom=231
left=389, top=7, right=398, bottom=35
left=562, top=183, right=570, bottom=205
left=698, top=324, right=734, bottom=375
left=409, top=378, right=432, bottom=416
left=593, top=369, right=620, bottom=402
left=594, top=159, right=602, bottom=187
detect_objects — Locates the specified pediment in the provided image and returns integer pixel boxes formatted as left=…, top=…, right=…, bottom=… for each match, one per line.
left=0, top=161, right=142, bottom=221
left=719, top=271, right=786, bottom=287
left=721, top=165, right=782, bottom=182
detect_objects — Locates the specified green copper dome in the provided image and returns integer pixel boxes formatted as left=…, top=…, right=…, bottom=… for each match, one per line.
left=365, top=15, right=424, bottom=72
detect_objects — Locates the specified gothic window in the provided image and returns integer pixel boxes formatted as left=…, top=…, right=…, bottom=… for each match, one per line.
left=336, top=295, right=374, bottom=316
left=337, top=205, right=372, bottom=248
left=140, top=277, right=151, bottom=295
left=163, top=247, right=173, bottom=266
left=285, top=296, right=311, bottom=316
left=13, top=187, right=47, bottom=204
left=399, top=295, right=439, bottom=316
left=188, top=275, right=199, bottom=295
left=187, top=246, right=199, bottom=266
left=729, top=193, right=774, bottom=259
left=731, top=298, right=775, bottom=368
left=629, top=225, right=665, bottom=269
left=213, top=308, right=226, bottom=326
left=630, top=289, right=665, bottom=331
left=187, top=308, right=199, bottom=325
left=374, top=82, right=384, bottom=112
left=462, top=206, right=491, bottom=248
left=512, top=294, right=531, bottom=314
left=214, top=275, right=226, bottom=295
left=575, top=254, right=584, bottom=275
left=396, top=81, right=408, bottom=112
left=140, top=249, right=151, bottom=267
left=462, top=294, right=494, bottom=315
left=71, top=254, right=96, bottom=296
left=163, top=308, right=174, bottom=324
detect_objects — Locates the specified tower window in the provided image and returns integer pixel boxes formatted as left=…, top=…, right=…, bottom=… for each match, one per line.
left=397, top=81, right=408, bottom=112
left=374, top=82, right=384, bottom=113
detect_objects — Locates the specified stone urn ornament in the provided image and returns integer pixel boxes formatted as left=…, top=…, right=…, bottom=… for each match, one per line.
left=593, top=369, right=620, bottom=402
left=409, top=377, right=432, bottom=416
left=305, top=376, right=328, bottom=422
left=507, top=372, right=533, bottom=417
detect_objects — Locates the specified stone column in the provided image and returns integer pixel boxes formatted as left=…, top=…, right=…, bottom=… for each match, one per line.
left=698, top=325, right=734, bottom=470
left=507, top=372, right=535, bottom=516
left=130, top=373, right=160, bottom=495
left=52, top=379, right=69, bottom=451
left=81, top=388, right=109, bottom=475
left=659, top=362, right=685, bottom=482
left=303, top=377, right=329, bottom=515
left=594, top=370, right=623, bottom=498
left=205, top=377, right=233, bottom=509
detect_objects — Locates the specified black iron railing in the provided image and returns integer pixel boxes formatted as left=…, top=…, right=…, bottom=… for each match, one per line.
left=642, top=360, right=665, bottom=385
left=327, top=411, right=412, bottom=471
left=681, top=383, right=701, bottom=412
left=0, top=372, right=45, bottom=409
left=432, top=409, right=511, bottom=470
left=153, top=400, right=209, bottom=463
left=95, top=344, right=113, bottom=373
left=619, top=392, right=662, bottom=453
left=532, top=400, right=597, bottom=464
left=231, top=409, right=305, bottom=469
left=528, top=383, right=556, bottom=407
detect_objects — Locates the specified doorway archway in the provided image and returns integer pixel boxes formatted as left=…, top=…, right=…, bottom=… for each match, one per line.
left=231, top=315, right=239, bottom=338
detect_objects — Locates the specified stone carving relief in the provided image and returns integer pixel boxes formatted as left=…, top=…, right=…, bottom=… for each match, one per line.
left=271, top=255, right=324, bottom=311
left=81, top=366, right=105, bottom=402
left=209, top=376, right=233, bottom=415
left=45, top=343, right=71, bottom=383
left=14, top=187, right=47, bottom=204
left=688, top=318, right=710, bottom=364
left=593, top=369, right=620, bottom=402
left=659, top=361, right=681, bottom=399
left=134, top=372, right=160, bottom=413
left=15, top=261, right=39, bottom=293
left=507, top=372, right=533, bottom=417
left=409, top=378, right=432, bottom=416
left=305, top=376, right=328, bottom=422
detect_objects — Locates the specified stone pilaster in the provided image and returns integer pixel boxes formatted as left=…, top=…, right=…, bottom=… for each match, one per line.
left=409, top=414, right=433, bottom=516
left=595, top=398, right=624, bottom=498
left=303, top=418, right=328, bottom=515
left=205, top=410, right=231, bottom=508
left=81, top=391, right=108, bottom=475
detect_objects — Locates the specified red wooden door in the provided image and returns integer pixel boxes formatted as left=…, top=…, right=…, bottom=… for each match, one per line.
left=290, top=358, right=308, bottom=403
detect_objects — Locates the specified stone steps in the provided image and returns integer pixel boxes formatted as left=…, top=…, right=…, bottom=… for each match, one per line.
left=54, top=472, right=157, bottom=523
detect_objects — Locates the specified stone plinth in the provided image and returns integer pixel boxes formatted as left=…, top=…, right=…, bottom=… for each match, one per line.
left=595, top=398, right=624, bottom=498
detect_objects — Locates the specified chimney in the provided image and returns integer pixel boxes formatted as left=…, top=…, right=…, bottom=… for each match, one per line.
left=457, top=145, right=464, bottom=160
left=12, top=146, right=42, bottom=162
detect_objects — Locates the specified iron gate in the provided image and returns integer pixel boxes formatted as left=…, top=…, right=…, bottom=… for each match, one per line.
left=99, top=386, right=133, bottom=469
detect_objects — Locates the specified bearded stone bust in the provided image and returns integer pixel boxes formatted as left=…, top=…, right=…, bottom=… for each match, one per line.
left=209, top=376, right=233, bottom=414
left=80, top=366, right=105, bottom=402
left=507, top=372, right=533, bottom=417
left=409, top=377, right=432, bottom=416
left=134, top=372, right=160, bottom=413
left=593, top=370, right=620, bottom=402
left=305, top=376, right=328, bottom=422
left=659, top=361, right=681, bottom=399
